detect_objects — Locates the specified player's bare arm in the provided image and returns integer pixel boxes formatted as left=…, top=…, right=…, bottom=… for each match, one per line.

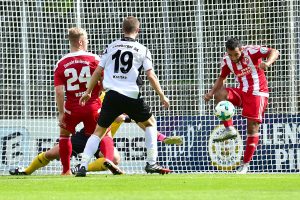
left=146, top=69, right=170, bottom=109
left=203, top=76, right=226, bottom=102
left=55, top=85, right=65, bottom=127
left=259, top=48, right=279, bottom=70
left=79, top=66, right=103, bottom=106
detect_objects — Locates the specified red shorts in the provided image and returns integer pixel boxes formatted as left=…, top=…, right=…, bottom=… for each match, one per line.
left=61, top=103, right=101, bottom=134
left=226, top=88, right=268, bottom=123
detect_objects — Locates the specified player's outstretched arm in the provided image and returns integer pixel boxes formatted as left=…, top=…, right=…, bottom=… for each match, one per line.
left=203, top=76, right=226, bottom=102
left=146, top=69, right=169, bottom=109
left=259, top=48, right=279, bottom=70
left=79, top=67, right=103, bottom=106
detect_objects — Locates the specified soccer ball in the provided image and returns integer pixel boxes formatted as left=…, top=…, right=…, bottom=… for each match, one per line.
left=214, top=100, right=235, bottom=121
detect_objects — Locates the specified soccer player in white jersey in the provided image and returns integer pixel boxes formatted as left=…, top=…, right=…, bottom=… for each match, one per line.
left=76, top=16, right=171, bottom=176
left=204, top=37, right=279, bottom=173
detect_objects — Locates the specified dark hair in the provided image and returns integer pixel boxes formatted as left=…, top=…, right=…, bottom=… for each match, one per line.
left=225, top=37, right=242, bottom=50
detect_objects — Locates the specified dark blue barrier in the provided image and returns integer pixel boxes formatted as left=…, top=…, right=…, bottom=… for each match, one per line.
left=157, top=114, right=300, bottom=172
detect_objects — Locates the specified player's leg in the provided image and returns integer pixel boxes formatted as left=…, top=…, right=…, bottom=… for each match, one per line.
left=70, top=127, right=122, bottom=174
left=9, top=147, right=56, bottom=175
left=87, top=147, right=121, bottom=172
left=140, top=116, right=157, bottom=165
left=214, top=86, right=229, bottom=103
left=59, top=127, right=73, bottom=175
left=73, top=120, right=123, bottom=175
left=102, top=146, right=123, bottom=175
left=59, top=110, right=79, bottom=175
left=236, top=95, right=268, bottom=174
left=237, top=119, right=260, bottom=174
left=139, top=116, right=171, bottom=174
left=90, top=115, right=123, bottom=174
left=72, top=146, right=122, bottom=174
left=75, top=91, right=121, bottom=177
left=76, top=127, right=119, bottom=177
left=23, top=146, right=58, bottom=175
left=98, top=129, right=124, bottom=175
left=110, top=121, right=123, bottom=137
left=75, top=127, right=105, bottom=177
left=125, top=96, right=171, bottom=174
left=99, top=129, right=114, bottom=162
left=213, top=87, right=241, bottom=142
left=87, top=115, right=125, bottom=175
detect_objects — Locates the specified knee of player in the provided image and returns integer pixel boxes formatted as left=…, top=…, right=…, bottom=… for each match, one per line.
left=214, top=89, right=228, bottom=102
left=142, top=116, right=156, bottom=127
left=113, top=149, right=121, bottom=165
left=44, top=150, right=58, bottom=161
left=246, top=121, right=260, bottom=135
left=113, top=157, right=121, bottom=165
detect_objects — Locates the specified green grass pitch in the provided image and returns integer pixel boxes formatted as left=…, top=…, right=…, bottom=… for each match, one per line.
left=0, top=174, right=299, bottom=200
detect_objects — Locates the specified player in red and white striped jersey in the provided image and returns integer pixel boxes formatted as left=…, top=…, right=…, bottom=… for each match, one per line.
left=204, top=37, right=279, bottom=173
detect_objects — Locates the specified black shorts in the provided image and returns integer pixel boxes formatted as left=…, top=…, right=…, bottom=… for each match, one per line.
left=98, top=90, right=152, bottom=128
left=71, top=128, right=101, bottom=158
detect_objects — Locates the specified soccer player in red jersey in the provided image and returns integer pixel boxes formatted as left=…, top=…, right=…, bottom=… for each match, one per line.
left=54, top=27, right=103, bottom=175
left=204, top=37, right=279, bottom=173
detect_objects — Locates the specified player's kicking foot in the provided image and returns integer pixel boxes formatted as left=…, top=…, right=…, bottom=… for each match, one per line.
left=213, top=126, right=237, bottom=142
left=75, top=165, right=87, bottom=177
left=9, top=167, right=27, bottom=175
left=103, top=159, right=125, bottom=175
left=163, top=136, right=183, bottom=145
left=236, top=163, right=249, bottom=174
left=145, top=162, right=172, bottom=175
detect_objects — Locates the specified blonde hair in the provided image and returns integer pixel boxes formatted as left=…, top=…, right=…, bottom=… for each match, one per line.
left=122, top=16, right=140, bottom=34
left=68, top=27, right=87, bottom=46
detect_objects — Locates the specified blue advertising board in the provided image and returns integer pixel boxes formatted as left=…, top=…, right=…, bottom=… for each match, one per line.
left=157, top=114, right=300, bottom=173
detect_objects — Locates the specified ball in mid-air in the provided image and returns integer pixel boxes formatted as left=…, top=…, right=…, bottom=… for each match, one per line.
left=214, top=100, right=235, bottom=121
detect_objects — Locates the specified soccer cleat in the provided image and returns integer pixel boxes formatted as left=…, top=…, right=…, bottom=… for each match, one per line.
left=145, top=162, right=172, bottom=175
left=71, top=164, right=81, bottom=175
left=213, top=126, right=237, bottom=142
left=236, top=163, right=249, bottom=174
left=75, top=165, right=87, bottom=177
left=103, top=159, right=125, bottom=175
left=9, top=167, right=27, bottom=175
left=163, top=136, right=183, bottom=145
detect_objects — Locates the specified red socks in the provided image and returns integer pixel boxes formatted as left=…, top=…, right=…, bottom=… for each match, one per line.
left=223, top=119, right=233, bottom=128
left=100, top=136, right=114, bottom=161
left=59, top=135, right=72, bottom=173
left=243, top=135, right=259, bottom=163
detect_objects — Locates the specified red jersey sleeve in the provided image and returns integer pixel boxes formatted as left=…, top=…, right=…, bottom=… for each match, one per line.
left=248, top=46, right=271, bottom=60
left=220, top=59, right=231, bottom=78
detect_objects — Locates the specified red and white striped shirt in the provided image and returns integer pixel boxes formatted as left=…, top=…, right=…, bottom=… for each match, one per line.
left=220, top=45, right=271, bottom=97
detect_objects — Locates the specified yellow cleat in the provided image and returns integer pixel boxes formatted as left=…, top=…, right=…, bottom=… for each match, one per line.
left=163, top=136, right=183, bottom=145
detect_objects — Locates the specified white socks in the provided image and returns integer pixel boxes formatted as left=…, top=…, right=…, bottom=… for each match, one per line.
left=145, top=126, right=158, bottom=165
left=80, top=134, right=101, bottom=168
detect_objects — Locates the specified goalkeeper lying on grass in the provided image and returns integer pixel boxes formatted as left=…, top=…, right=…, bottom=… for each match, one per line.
left=9, top=114, right=182, bottom=175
